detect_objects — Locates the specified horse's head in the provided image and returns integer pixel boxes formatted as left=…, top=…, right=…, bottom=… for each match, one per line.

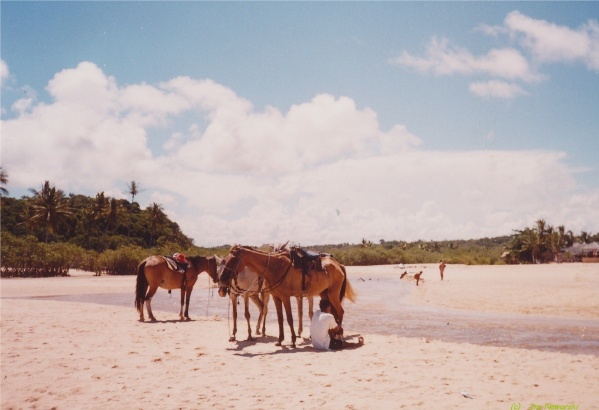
left=217, top=246, right=243, bottom=297
left=205, top=255, right=221, bottom=284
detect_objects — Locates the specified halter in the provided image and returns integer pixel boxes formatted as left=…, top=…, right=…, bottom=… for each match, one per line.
left=220, top=249, right=243, bottom=285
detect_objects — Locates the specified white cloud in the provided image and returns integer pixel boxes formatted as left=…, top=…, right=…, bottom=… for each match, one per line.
left=10, top=97, right=34, bottom=114
left=392, top=36, right=541, bottom=83
left=178, top=149, right=598, bottom=246
left=469, top=80, right=528, bottom=99
left=505, top=11, right=599, bottom=70
left=0, top=59, right=8, bottom=87
left=393, top=12, right=599, bottom=99
left=2, top=61, right=597, bottom=246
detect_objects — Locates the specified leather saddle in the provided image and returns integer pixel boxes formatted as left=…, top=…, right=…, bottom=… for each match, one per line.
left=289, top=247, right=331, bottom=292
left=163, top=255, right=187, bottom=274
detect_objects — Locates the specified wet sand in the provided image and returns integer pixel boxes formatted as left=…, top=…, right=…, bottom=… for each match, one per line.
left=1, top=263, right=598, bottom=409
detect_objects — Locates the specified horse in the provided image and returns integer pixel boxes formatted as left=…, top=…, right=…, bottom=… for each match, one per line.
left=219, top=245, right=355, bottom=348
left=218, top=263, right=270, bottom=341
left=217, top=260, right=315, bottom=342
left=135, top=255, right=219, bottom=322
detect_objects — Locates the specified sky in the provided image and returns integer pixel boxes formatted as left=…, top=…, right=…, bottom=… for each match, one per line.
left=1, top=2, right=598, bottom=247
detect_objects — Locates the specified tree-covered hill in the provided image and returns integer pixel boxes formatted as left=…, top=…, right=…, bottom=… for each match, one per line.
left=1, top=181, right=192, bottom=251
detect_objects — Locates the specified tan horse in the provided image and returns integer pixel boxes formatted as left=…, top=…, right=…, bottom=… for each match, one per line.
left=135, top=255, right=219, bottom=321
left=217, top=261, right=314, bottom=342
left=219, top=245, right=355, bottom=348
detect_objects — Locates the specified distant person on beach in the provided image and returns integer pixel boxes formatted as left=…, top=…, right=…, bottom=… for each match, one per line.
left=439, top=260, right=446, bottom=281
left=414, top=271, right=423, bottom=286
left=310, top=299, right=364, bottom=350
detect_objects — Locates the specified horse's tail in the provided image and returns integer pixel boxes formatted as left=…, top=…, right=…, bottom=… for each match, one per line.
left=339, top=264, right=357, bottom=303
left=135, top=260, right=148, bottom=313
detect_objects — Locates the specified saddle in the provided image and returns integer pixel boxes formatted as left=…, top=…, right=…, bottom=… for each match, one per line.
left=163, top=254, right=189, bottom=295
left=163, top=255, right=188, bottom=274
left=289, top=247, right=330, bottom=292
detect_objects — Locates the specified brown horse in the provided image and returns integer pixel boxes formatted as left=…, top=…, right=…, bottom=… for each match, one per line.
left=219, top=245, right=355, bottom=348
left=135, top=255, right=219, bottom=321
left=216, top=261, right=314, bottom=342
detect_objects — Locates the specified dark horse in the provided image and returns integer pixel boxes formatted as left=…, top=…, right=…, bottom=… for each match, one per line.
left=135, top=255, right=219, bottom=321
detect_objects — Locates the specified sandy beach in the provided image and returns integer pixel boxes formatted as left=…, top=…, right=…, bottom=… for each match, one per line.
left=1, top=263, right=598, bottom=409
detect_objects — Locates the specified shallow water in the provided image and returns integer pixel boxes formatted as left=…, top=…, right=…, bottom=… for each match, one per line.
left=14, top=276, right=599, bottom=355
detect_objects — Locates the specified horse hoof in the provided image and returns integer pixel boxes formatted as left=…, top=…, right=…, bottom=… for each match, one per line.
left=229, top=337, right=236, bottom=342
left=275, top=341, right=282, bottom=346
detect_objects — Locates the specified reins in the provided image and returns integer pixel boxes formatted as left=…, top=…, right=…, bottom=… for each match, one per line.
left=259, top=259, right=293, bottom=294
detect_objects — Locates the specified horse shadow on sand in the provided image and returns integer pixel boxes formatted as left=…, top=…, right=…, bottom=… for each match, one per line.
left=138, top=318, right=198, bottom=324
left=228, top=334, right=363, bottom=357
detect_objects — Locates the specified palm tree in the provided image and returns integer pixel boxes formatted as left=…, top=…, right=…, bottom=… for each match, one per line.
left=535, top=219, right=547, bottom=241
left=105, top=198, right=121, bottom=232
left=24, top=181, right=73, bottom=242
left=91, top=192, right=108, bottom=231
left=126, top=180, right=143, bottom=238
left=147, top=202, right=167, bottom=246
left=127, top=180, right=142, bottom=204
left=579, top=231, right=591, bottom=244
left=0, top=167, right=8, bottom=196
left=361, top=238, right=373, bottom=248
left=557, top=225, right=566, bottom=249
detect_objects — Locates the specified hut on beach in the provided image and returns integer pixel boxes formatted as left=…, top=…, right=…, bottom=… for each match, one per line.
left=563, top=242, right=599, bottom=263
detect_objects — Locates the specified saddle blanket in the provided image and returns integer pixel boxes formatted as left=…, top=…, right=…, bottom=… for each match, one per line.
left=162, top=256, right=184, bottom=273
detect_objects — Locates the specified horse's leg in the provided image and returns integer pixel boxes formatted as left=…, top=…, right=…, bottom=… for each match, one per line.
left=249, top=294, right=264, bottom=338
left=179, top=287, right=186, bottom=320
left=296, top=296, right=303, bottom=338
left=308, top=295, right=314, bottom=321
left=328, top=290, right=345, bottom=327
left=273, top=296, right=285, bottom=346
left=259, top=291, right=270, bottom=336
left=244, top=294, right=256, bottom=341
left=183, top=285, right=193, bottom=320
left=282, top=298, right=297, bottom=348
left=229, top=294, right=238, bottom=342
left=145, top=285, right=159, bottom=322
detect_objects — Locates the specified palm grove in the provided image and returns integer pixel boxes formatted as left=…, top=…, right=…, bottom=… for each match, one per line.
left=1, top=173, right=195, bottom=277
left=1, top=168, right=597, bottom=277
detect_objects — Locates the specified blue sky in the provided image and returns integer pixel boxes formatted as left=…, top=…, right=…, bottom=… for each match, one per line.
left=2, top=2, right=598, bottom=246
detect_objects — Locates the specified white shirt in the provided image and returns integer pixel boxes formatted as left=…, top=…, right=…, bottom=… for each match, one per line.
left=310, top=310, right=338, bottom=350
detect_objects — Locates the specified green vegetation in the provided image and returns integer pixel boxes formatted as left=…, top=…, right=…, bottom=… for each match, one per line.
left=314, top=237, right=510, bottom=266
left=504, top=219, right=598, bottom=264
left=1, top=177, right=596, bottom=277
left=0, top=179, right=218, bottom=277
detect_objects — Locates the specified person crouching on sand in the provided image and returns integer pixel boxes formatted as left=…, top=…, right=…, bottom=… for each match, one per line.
left=310, top=299, right=364, bottom=350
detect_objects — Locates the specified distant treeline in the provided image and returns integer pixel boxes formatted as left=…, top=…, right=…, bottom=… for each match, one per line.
left=1, top=231, right=509, bottom=278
